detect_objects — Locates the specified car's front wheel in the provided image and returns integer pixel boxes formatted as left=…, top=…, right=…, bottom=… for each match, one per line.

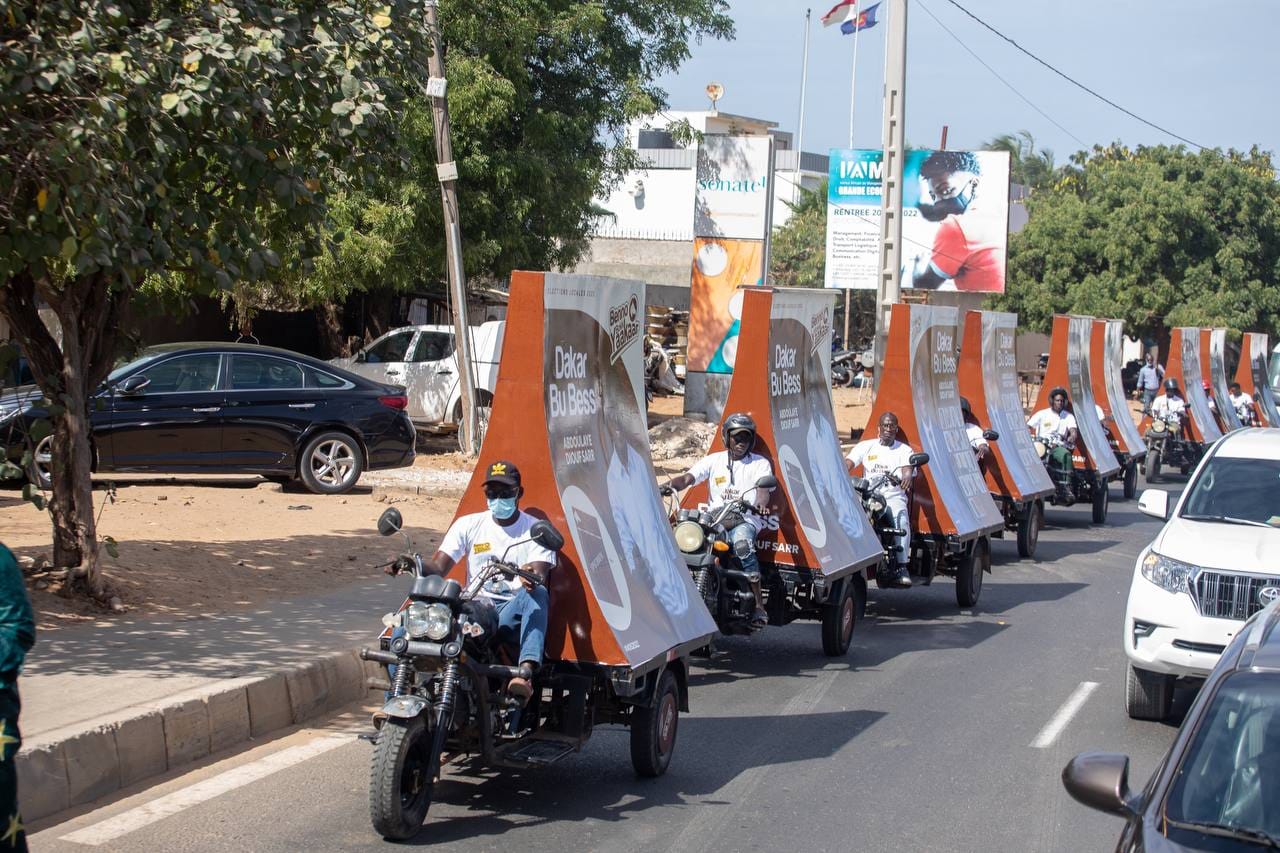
left=1125, top=664, right=1173, bottom=721
left=298, top=431, right=364, bottom=494
left=25, top=434, right=53, bottom=490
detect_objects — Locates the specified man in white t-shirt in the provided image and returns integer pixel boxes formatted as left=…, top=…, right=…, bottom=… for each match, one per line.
left=960, top=397, right=990, bottom=461
left=663, top=413, right=773, bottom=628
left=1027, top=387, right=1079, bottom=502
left=422, top=460, right=556, bottom=703
left=846, top=412, right=918, bottom=588
left=1229, top=382, right=1257, bottom=426
left=1150, top=378, right=1188, bottom=424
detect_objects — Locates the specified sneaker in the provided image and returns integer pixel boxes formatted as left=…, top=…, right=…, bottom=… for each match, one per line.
left=751, top=608, right=769, bottom=628
left=893, top=564, right=913, bottom=588
left=506, top=676, right=533, bottom=707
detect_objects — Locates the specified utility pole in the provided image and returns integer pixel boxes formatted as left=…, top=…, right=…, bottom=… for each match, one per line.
left=425, top=0, right=479, bottom=454
left=873, top=0, right=907, bottom=390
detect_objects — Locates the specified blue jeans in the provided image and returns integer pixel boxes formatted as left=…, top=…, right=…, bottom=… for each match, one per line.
left=728, top=522, right=761, bottom=582
left=494, top=586, right=549, bottom=666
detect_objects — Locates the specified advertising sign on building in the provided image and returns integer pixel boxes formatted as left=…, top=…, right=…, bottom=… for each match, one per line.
left=825, top=148, right=1011, bottom=293
left=686, top=135, right=774, bottom=420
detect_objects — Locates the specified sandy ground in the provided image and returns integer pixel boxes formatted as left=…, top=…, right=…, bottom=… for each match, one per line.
left=7, top=385, right=1133, bottom=632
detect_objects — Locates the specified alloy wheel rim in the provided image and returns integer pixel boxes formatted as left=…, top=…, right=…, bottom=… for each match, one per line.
left=311, top=439, right=355, bottom=486
left=658, top=692, right=677, bottom=754
left=34, top=435, right=53, bottom=484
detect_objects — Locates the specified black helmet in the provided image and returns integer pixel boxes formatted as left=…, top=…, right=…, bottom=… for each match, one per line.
left=721, top=412, right=757, bottom=450
left=1164, top=378, right=1179, bottom=393
left=1049, top=386, right=1068, bottom=402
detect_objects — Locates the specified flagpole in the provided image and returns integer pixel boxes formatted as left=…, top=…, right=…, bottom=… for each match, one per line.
left=847, top=5, right=862, bottom=148
left=795, top=8, right=811, bottom=206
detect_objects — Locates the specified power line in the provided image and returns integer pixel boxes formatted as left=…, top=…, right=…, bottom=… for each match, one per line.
left=918, top=1, right=1088, bottom=150
left=942, top=0, right=1208, bottom=151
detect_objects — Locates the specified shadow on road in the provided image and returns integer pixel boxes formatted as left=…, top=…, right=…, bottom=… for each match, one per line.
left=413, top=707, right=887, bottom=845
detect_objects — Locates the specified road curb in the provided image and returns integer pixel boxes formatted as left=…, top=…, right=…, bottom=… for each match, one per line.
left=16, top=646, right=378, bottom=824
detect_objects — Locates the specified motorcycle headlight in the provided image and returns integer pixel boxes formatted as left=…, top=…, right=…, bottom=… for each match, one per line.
left=867, top=495, right=886, bottom=514
left=1034, top=441, right=1047, bottom=459
left=673, top=520, right=706, bottom=553
left=405, top=602, right=452, bottom=640
left=1152, top=419, right=1166, bottom=433
left=1139, top=548, right=1196, bottom=594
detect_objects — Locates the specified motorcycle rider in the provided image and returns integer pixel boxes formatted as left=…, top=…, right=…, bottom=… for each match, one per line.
left=402, top=460, right=557, bottom=704
left=1027, top=387, right=1080, bottom=502
left=845, top=412, right=918, bottom=588
left=959, top=397, right=990, bottom=461
left=1228, top=382, right=1257, bottom=426
left=662, top=413, right=773, bottom=628
left=1151, top=378, right=1188, bottom=423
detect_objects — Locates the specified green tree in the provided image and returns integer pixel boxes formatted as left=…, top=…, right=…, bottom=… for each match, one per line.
left=984, top=130, right=1057, bottom=191
left=993, top=144, right=1280, bottom=342
left=0, top=0, right=431, bottom=599
left=769, top=181, right=827, bottom=289
left=240, top=0, right=734, bottom=344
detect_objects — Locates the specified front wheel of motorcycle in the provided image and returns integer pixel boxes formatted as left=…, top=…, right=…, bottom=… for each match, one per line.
left=370, top=715, right=436, bottom=841
left=1143, top=448, right=1161, bottom=483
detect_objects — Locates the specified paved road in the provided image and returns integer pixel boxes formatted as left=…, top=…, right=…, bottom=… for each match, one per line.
left=34, top=489, right=1192, bottom=852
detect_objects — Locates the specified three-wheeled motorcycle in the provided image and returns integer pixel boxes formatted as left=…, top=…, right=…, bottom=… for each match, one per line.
left=363, top=508, right=693, bottom=840
left=1140, top=409, right=1203, bottom=482
left=663, top=473, right=863, bottom=656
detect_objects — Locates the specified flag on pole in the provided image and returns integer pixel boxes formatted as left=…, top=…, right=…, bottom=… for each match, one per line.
left=821, top=0, right=856, bottom=27
left=841, top=2, right=880, bottom=34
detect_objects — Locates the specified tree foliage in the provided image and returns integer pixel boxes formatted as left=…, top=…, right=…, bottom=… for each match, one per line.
left=769, top=181, right=827, bottom=288
left=993, top=144, right=1280, bottom=342
left=0, top=0, right=430, bottom=597
left=983, top=130, right=1057, bottom=191
left=254, top=0, right=734, bottom=324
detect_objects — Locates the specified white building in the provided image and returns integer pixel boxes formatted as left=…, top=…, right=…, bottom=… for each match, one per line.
left=572, top=110, right=827, bottom=291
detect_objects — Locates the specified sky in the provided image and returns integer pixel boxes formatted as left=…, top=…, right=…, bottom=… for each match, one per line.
left=656, top=0, right=1280, bottom=163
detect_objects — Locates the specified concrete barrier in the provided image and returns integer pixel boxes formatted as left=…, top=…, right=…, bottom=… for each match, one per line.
left=17, top=648, right=374, bottom=824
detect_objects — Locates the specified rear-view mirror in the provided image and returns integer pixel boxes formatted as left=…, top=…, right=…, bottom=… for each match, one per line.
left=1137, top=489, right=1169, bottom=520
left=377, top=508, right=404, bottom=536
left=530, top=520, right=565, bottom=553
left=755, top=475, right=778, bottom=490
left=355, top=351, right=368, bottom=363
left=1061, top=752, right=1136, bottom=817
left=118, top=374, right=150, bottom=395
left=909, top=452, right=930, bottom=467
left=983, top=429, right=999, bottom=442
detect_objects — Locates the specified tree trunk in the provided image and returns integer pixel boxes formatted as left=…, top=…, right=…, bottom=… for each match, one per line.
left=0, top=270, right=127, bottom=601
left=314, top=302, right=346, bottom=358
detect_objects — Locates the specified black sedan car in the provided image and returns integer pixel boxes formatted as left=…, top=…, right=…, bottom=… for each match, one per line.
left=1, top=342, right=415, bottom=494
left=1063, top=601, right=1280, bottom=851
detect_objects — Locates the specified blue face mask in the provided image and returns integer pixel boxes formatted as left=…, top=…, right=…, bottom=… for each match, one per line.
left=487, top=496, right=518, bottom=520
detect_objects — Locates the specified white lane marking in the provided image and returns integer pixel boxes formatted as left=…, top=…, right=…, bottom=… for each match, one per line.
left=1030, top=681, right=1100, bottom=749
left=60, top=734, right=351, bottom=846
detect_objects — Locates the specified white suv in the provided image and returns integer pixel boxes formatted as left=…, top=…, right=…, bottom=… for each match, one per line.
left=1124, top=428, right=1280, bottom=720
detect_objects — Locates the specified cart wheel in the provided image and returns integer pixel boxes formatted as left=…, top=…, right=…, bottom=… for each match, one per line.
left=1091, top=482, right=1110, bottom=524
left=631, top=669, right=679, bottom=778
left=1144, top=448, right=1161, bottom=483
left=955, top=537, right=989, bottom=608
left=1122, top=461, right=1138, bottom=500
left=821, top=579, right=857, bottom=657
left=1016, top=499, right=1042, bottom=560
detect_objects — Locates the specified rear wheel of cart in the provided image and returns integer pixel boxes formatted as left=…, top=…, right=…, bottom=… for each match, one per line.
left=1123, top=461, right=1138, bottom=500
left=955, top=537, right=989, bottom=608
left=1016, top=499, right=1042, bottom=559
left=821, top=579, right=857, bottom=657
left=1091, top=482, right=1110, bottom=524
left=1144, top=448, right=1162, bottom=483
left=631, top=669, right=679, bottom=778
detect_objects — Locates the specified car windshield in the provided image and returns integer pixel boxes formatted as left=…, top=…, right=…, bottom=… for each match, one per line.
left=1165, top=671, right=1280, bottom=844
left=107, top=349, right=170, bottom=383
left=1180, top=456, right=1280, bottom=527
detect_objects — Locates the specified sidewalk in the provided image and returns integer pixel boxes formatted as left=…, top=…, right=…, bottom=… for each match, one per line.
left=19, top=573, right=407, bottom=823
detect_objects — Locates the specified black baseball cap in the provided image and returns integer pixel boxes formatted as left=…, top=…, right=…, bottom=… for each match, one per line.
left=483, top=460, right=520, bottom=488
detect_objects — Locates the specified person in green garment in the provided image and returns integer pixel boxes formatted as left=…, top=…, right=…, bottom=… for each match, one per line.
left=0, top=544, right=34, bottom=852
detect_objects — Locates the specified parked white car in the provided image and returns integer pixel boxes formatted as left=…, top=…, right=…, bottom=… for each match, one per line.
left=333, top=322, right=503, bottom=448
left=1124, top=427, right=1280, bottom=720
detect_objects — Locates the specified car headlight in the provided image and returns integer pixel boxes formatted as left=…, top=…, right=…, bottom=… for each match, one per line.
left=1139, top=548, right=1196, bottom=594
left=405, top=602, right=453, bottom=640
left=673, top=520, right=705, bottom=553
